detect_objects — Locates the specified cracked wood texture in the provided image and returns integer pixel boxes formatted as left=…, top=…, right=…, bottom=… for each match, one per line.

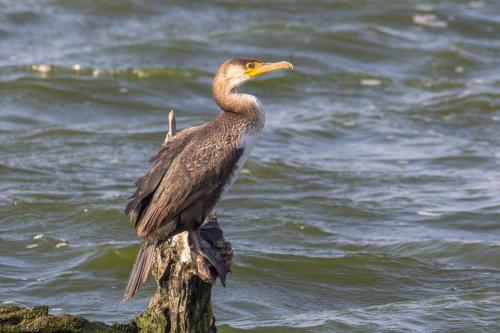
left=135, top=215, right=232, bottom=333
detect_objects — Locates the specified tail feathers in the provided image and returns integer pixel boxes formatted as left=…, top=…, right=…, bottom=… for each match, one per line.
left=123, top=242, right=156, bottom=301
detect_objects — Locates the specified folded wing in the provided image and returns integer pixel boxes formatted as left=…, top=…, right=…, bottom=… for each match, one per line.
left=126, top=122, right=243, bottom=238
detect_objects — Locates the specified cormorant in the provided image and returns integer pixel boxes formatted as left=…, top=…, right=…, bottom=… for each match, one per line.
left=123, top=58, right=293, bottom=301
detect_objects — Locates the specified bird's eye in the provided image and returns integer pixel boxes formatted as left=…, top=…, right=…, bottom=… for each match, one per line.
left=246, top=62, right=255, bottom=70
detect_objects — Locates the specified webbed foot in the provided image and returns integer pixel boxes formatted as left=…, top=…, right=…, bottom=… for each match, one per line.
left=188, top=228, right=230, bottom=286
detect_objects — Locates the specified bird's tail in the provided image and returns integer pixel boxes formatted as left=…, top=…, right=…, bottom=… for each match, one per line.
left=123, top=241, right=156, bottom=301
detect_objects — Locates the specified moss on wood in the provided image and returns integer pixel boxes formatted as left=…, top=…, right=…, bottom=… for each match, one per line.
left=0, top=305, right=137, bottom=333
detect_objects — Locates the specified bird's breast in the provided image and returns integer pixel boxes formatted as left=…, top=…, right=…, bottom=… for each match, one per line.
left=219, top=126, right=262, bottom=200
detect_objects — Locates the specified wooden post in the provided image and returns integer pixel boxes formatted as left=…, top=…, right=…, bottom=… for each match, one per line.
left=134, top=216, right=232, bottom=333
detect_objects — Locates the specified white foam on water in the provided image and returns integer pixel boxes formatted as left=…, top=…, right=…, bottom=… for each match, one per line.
left=417, top=210, right=441, bottom=217
left=361, top=79, right=381, bottom=86
left=413, top=14, right=448, bottom=28
left=31, top=64, right=51, bottom=73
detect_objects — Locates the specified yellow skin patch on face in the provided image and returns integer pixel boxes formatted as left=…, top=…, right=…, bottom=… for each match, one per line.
left=244, top=61, right=293, bottom=78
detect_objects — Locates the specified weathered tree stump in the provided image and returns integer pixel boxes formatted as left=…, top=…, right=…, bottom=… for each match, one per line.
left=134, top=215, right=232, bottom=333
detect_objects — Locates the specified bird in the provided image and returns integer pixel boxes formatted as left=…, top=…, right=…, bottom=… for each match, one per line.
left=123, top=58, right=293, bottom=301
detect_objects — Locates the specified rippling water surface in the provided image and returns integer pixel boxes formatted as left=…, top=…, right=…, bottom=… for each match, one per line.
left=1, top=1, right=499, bottom=332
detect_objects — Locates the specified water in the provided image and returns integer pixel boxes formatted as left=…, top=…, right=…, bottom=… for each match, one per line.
left=1, top=1, right=499, bottom=332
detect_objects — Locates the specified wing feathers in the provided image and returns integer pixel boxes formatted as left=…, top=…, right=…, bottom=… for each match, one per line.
left=124, top=128, right=196, bottom=225
left=126, top=116, right=244, bottom=238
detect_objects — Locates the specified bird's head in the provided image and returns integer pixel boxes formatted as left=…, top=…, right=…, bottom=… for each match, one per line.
left=214, top=58, right=293, bottom=91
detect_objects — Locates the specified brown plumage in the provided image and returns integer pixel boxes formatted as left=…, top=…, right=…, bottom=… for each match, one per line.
left=123, top=58, right=293, bottom=301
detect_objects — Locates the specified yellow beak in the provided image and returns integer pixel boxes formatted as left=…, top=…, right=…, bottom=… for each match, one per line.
left=245, top=61, right=294, bottom=78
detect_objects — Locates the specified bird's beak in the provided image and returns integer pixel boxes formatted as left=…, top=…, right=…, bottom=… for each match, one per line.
left=246, top=61, right=294, bottom=78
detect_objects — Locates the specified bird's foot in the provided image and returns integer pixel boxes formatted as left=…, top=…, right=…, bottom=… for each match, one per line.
left=188, top=227, right=230, bottom=286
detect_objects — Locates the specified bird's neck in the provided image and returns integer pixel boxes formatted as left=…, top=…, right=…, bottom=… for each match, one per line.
left=212, top=78, right=262, bottom=111
left=212, top=85, right=265, bottom=131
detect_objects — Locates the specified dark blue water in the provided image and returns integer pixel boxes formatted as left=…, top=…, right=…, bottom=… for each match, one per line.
left=1, top=1, right=499, bottom=332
